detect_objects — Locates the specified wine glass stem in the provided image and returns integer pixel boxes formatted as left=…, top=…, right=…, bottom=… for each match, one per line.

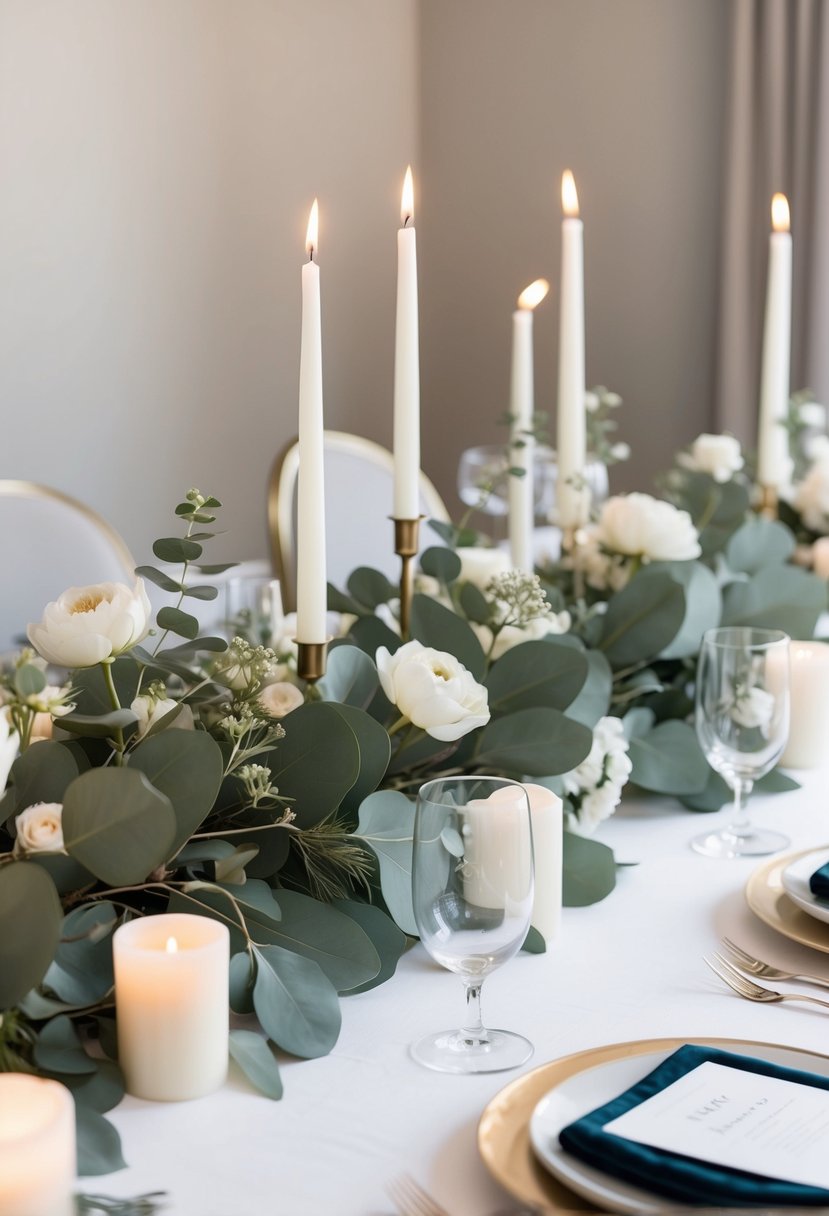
left=728, top=777, right=754, bottom=836
left=461, top=980, right=488, bottom=1045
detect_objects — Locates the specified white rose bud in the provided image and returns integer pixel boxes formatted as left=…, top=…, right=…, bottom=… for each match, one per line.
left=14, top=802, right=65, bottom=855
left=376, top=640, right=490, bottom=742
left=259, top=682, right=305, bottom=719
left=597, top=493, right=701, bottom=562
left=28, top=579, right=152, bottom=669
left=131, top=694, right=194, bottom=739
left=678, top=433, right=744, bottom=483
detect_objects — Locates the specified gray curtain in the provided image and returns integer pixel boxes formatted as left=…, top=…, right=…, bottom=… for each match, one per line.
left=715, top=0, right=829, bottom=441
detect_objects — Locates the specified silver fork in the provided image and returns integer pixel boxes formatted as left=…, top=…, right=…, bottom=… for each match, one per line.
left=706, top=952, right=829, bottom=1009
left=722, top=936, right=829, bottom=988
left=386, top=1175, right=451, bottom=1216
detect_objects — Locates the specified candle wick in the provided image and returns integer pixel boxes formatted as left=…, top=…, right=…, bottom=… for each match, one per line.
left=403, top=215, right=412, bottom=228
left=308, top=249, right=315, bottom=262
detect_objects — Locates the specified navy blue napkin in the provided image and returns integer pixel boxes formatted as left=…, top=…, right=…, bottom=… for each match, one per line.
left=558, top=1044, right=829, bottom=1207
left=808, top=860, right=829, bottom=900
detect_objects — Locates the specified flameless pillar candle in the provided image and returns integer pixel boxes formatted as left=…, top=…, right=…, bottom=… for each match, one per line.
left=556, top=170, right=589, bottom=529
left=779, top=642, right=829, bottom=769
left=0, top=1075, right=75, bottom=1216
left=296, top=199, right=327, bottom=643
left=393, top=166, right=421, bottom=520
left=113, top=913, right=229, bottom=1101
left=509, top=280, right=549, bottom=571
left=757, top=194, right=792, bottom=490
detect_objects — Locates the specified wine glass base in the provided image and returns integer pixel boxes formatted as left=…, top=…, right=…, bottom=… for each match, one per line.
left=690, top=827, right=790, bottom=859
left=410, top=1027, right=533, bottom=1074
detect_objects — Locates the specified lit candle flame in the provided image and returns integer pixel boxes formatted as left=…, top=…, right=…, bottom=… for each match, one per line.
left=771, top=192, right=790, bottom=233
left=517, top=278, right=550, bottom=311
left=165, top=936, right=178, bottom=954
left=401, top=166, right=414, bottom=226
left=305, top=199, right=319, bottom=259
left=561, top=170, right=579, bottom=218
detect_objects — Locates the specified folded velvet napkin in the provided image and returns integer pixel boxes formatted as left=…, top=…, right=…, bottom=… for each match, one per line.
left=558, top=1044, right=829, bottom=1207
left=808, top=859, right=829, bottom=900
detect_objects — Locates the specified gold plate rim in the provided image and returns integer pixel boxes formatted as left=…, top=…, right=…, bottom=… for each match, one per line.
left=477, top=1035, right=829, bottom=1213
left=745, top=844, right=829, bottom=954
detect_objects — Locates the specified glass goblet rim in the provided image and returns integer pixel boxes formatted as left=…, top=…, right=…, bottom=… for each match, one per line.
left=416, top=774, right=529, bottom=810
left=701, top=626, right=790, bottom=652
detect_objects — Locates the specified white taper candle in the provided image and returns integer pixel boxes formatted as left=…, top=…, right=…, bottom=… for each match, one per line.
left=757, top=193, right=793, bottom=489
left=393, top=166, right=421, bottom=520
left=296, top=199, right=327, bottom=643
left=509, top=279, right=549, bottom=572
left=556, top=170, right=589, bottom=529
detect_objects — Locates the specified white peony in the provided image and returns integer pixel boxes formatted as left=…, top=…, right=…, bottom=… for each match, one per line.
left=678, top=433, right=744, bottom=483
left=457, top=547, right=511, bottom=591
left=258, top=681, right=305, bottom=718
left=375, top=640, right=490, bottom=742
left=562, top=715, right=632, bottom=836
left=0, top=711, right=19, bottom=792
left=28, top=579, right=152, bottom=669
left=14, top=802, right=65, bottom=855
left=577, top=784, right=622, bottom=833
left=596, top=493, right=701, bottom=562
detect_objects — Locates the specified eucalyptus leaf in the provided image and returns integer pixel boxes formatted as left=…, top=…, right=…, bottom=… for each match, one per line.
left=475, top=707, right=593, bottom=776
left=152, top=537, right=203, bottom=563
left=458, top=581, right=492, bottom=625
left=419, top=546, right=462, bottom=584
left=130, top=729, right=224, bottom=856
left=229, top=1029, right=283, bottom=1099
left=262, top=703, right=360, bottom=828
left=599, top=571, right=686, bottom=668
left=562, top=832, right=617, bottom=906
left=252, top=944, right=341, bottom=1058
left=229, top=951, right=255, bottom=1014
left=486, top=640, right=588, bottom=714
left=355, top=790, right=417, bottom=935
left=56, top=1058, right=124, bottom=1114
left=75, top=1106, right=127, bottom=1177
left=62, top=768, right=176, bottom=886
left=565, top=650, right=613, bottom=728
left=44, top=903, right=116, bottom=1006
left=722, top=565, right=826, bottom=638
left=726, top=517, right=795, bottom=575
left=182, top=584, right=219, bottom=601
left=70, top=658, right=144, bottom=718
left=156, top=606, right=199, bottom=641
left=628, top=720, right=709, bottom=795
left=34, top=1015, right=97, bottom=1075
left=134, top=565, right=183, bottom=594
left=327, top=703, right=391, bottom=816
left=410, top=595, right=486, bottom=680
left=58, top=710, right=138, bottom=739
left=522, top=925, right=547, bottom=953
left=348, top=614, right=402, bottom=659
left=332, top=899, right=408, bottom=994
left=0, top=861, right=63, bottom=1007
left=255, top=889, right=381, bottom=993
left=649, top=561, right=722, bottom=661
left=15, top=663, right=47, bottom=697
left=319, top=645, right=380, bottom=710
left=5, top=741, right=79, bottom=819
left=346, top=567, right=396, bottom=609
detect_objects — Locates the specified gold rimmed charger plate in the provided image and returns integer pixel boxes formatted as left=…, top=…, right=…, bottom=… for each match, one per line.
left=477, top=1035, right=828, bottom=1213
left=745, top=845, right=829, bottom=954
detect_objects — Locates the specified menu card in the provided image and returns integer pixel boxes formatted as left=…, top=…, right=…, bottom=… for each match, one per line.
left=604, top=1060, right=829, bottom=1190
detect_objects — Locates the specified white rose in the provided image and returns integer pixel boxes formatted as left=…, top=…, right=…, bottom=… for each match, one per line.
left=14, top=802, right=65, bottom=855
left=457, top=546, right=511, bottom=591
left=0, top=711, right=19, bottom=791
left=678, top=433, right=744, bottom=483
left=259, top=681, right=305, bottom=719
left=574, top=783, right=623, bottom=834
left=798, top=400, right=826, bottom=429
left=28, top=579, right=152, bottom=669
left=596, top=493, right=701, bottom=562
left=375, top=640, right=490, bottom=742
left=131, top=694, right=195, bottom=739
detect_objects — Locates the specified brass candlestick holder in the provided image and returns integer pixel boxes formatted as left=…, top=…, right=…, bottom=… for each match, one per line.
left=296, top=639, right=329, bottom=686
left=393, top=516, right=423, bottom=640
left=758, top=484, right=779, bottom=520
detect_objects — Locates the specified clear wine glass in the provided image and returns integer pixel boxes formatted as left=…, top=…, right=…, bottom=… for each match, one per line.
left=411, top=775, right=534, bottom=1074
left=692, top=627, right=790, bottom=859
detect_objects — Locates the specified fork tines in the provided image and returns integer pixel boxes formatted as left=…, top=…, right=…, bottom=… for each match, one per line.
left=386, top=1174, right=451, bottom=1216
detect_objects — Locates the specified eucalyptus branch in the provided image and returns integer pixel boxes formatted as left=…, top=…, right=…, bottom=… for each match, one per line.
left=100, top=659, right=125, bottom=766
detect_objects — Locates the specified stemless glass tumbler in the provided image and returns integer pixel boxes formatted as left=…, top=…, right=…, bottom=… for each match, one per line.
left=411, top=776, right=534, bottom=1074
left=692, top=626, right=790, bottom=859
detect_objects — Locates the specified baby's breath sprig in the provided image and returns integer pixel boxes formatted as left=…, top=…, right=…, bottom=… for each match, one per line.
left=484, top=571, right=555, bottom=632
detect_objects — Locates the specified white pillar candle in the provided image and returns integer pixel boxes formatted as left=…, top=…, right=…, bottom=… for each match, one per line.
left=509, top=279, right=549, bottom=572
left=113, top=913, right=229, bottom=1102
left=812, top=537, right=829, bottom=579
left=393, top=166, right=421, bottom=520
left=556, top=170, right=589, bottom=529
left=522, top=782, right=563, bottom=943
left=757, top=193, right=792, bottom=489
left=296, top=199, right=327, bottom=644
left=462, top=786, right=534, bottom=913
left=0, top=1074, right=75, bottom=1216
left=779, top=641, right=829, bottom=769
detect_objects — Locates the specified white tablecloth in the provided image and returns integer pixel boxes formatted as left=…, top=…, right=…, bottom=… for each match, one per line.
left=100, top=770, right=829, bottom=1215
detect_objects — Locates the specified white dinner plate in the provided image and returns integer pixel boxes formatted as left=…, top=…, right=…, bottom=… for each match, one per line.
left=528, top=1041, right=829, bottom=1215
left=781, top=847, right=829, bottom=925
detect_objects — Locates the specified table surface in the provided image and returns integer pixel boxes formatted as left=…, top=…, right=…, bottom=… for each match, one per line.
left=99, top=768, right=829, bottom=1215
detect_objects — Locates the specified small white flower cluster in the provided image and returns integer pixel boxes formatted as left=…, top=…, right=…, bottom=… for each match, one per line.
left=793, top=435, right=829, bottom=533
left=562, top=716, right=632, bottom=835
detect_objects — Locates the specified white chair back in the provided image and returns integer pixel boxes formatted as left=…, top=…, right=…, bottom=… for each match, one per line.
left=269, top=431, right=450, bottom=607
left=0, top=481, right=136, bottom=652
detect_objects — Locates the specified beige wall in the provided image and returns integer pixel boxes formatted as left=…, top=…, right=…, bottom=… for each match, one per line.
left=418, top=0, right=730, bottom=513
left=0, top=0, right=418, bottom=564
left=0, top=0, right=732, bottom=565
